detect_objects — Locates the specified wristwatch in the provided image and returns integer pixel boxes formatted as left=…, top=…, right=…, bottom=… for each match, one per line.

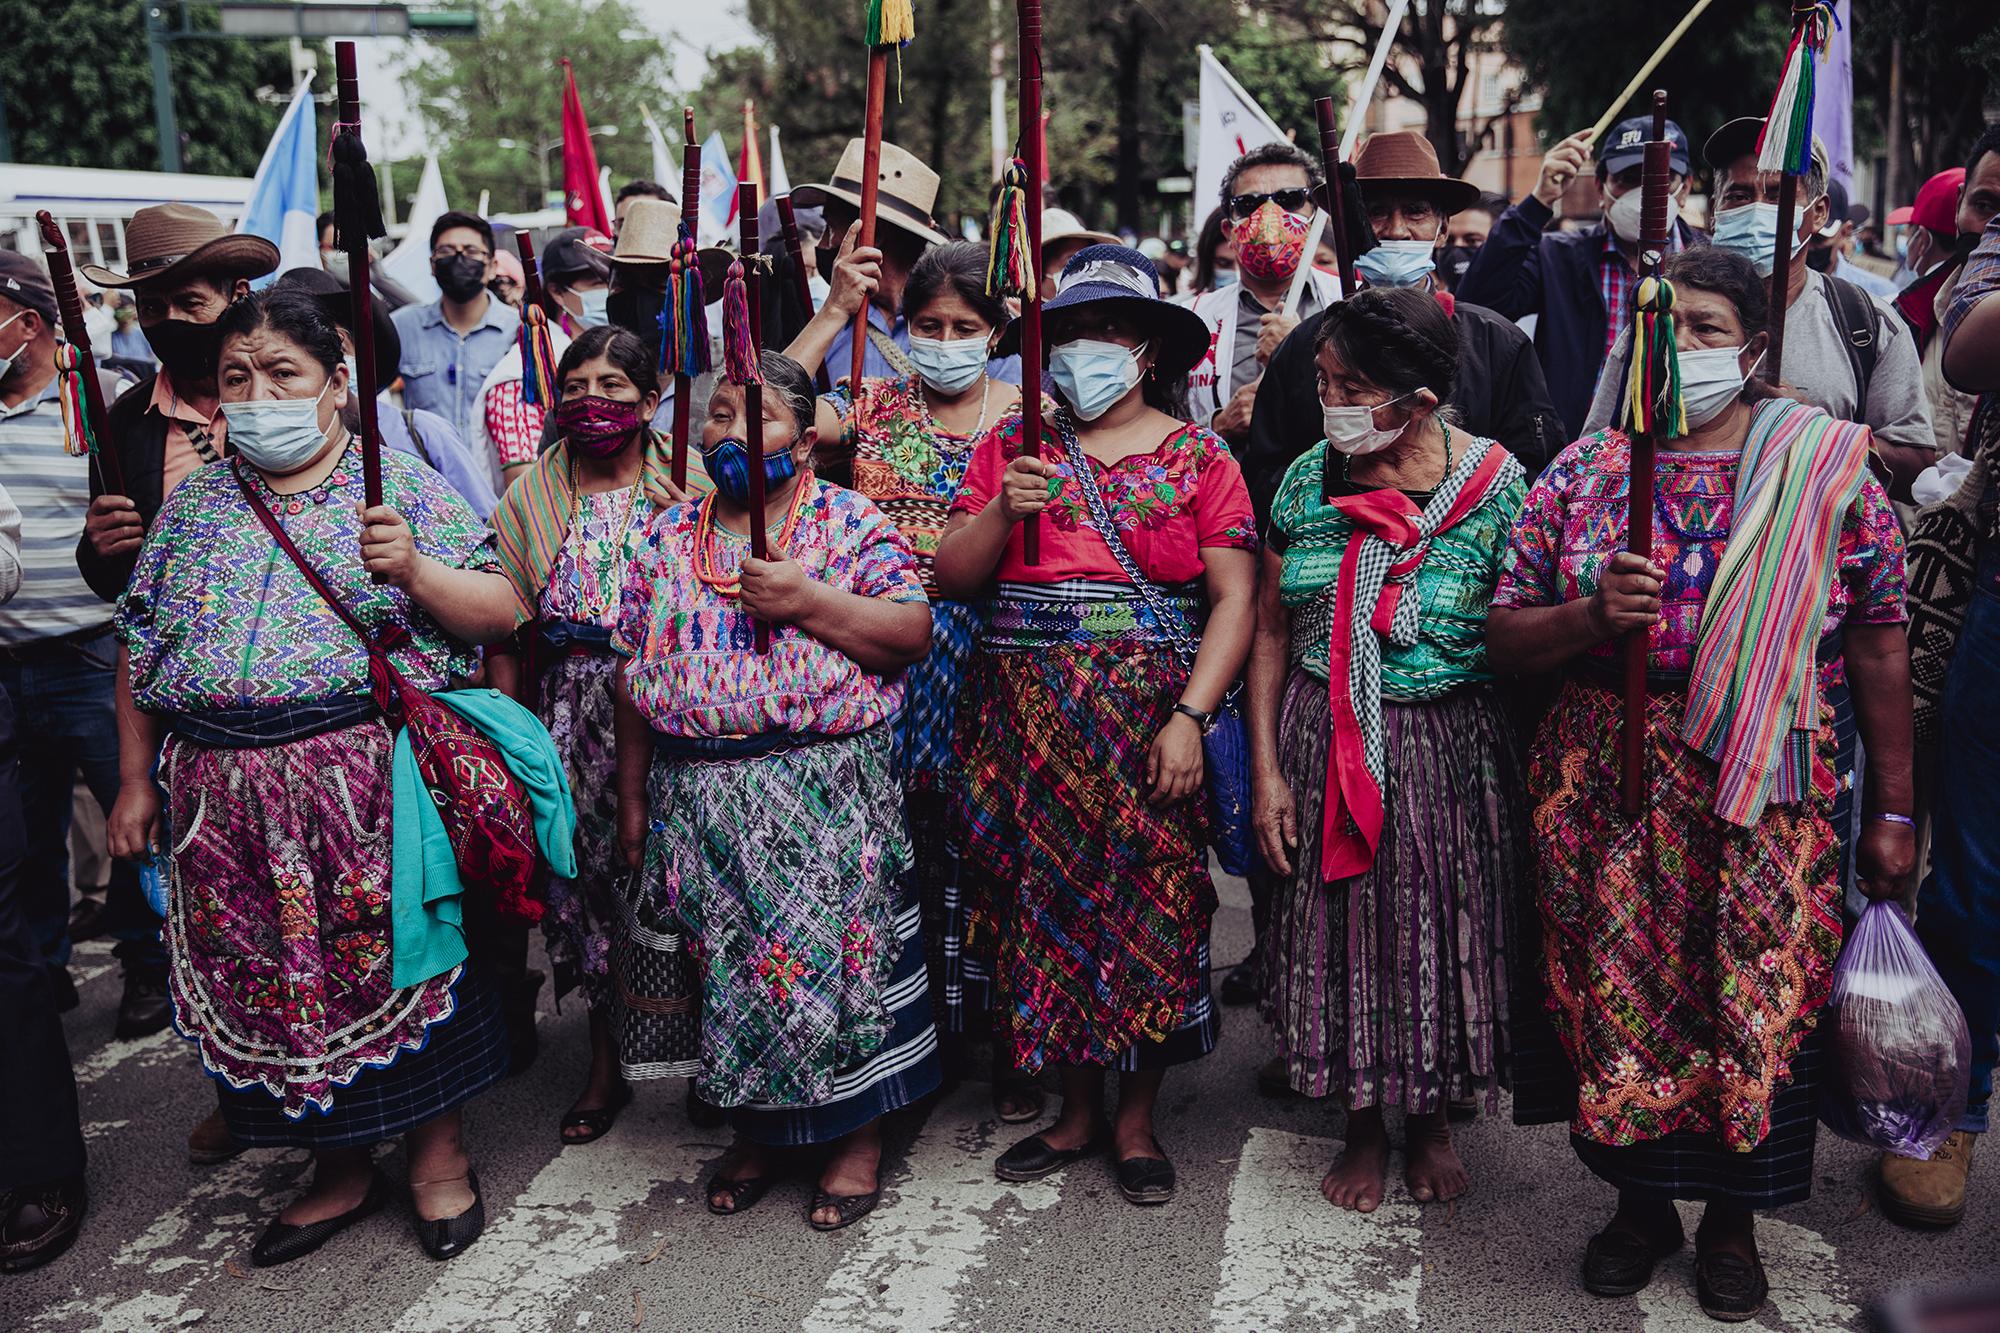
left=1172, top=702, right=1217, bottom=734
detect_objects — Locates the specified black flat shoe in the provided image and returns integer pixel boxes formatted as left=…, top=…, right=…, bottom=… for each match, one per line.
left=706, top=1174, right=775, bottom=1216
left=114, top=972, right=172, bottom=1040
left=250, top=1170, right=389, bottom=1268
left=994, top=1125, right=1107, bottom=1183
left=412, top=1168, right=485, bottom=1261
left=0, top=1177, right=88, bottom=1273
left=559, top=1081, right=634, bottom=1145
left=1115, top=1141, right=1176, bottom=1205
left=1695, top=1248, right=1768, bottom=1322
left=807, top=1187, right=880, bottom=1232
left=1581, top=1215, right=1685, bottom=1297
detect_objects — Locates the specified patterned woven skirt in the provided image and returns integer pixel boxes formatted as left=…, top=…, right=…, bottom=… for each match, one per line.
left=631, top=725, right=938, bottom=1120
left=1516, top=677, right=1841, bottom=1202
left=955, top=639, right=1218, bottom=1073
left=538, top=649, right=621, bottom=1011
left=162, top=722, right=504, bottom=1130
left=897, top=599, right=981, bottom=1037
left=1263, top=671, right=1523, bottom=1113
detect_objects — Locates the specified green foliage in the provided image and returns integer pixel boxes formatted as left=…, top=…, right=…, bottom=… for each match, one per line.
left=405, top=0, right=675, bottom=215
left=1846, top=0, right=1999, bottom=189
left=0, top=0, right=292, bottom=175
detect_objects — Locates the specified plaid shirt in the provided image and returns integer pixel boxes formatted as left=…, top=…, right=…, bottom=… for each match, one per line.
left=1598, top=224, right=1686, bottom=362
left=1942, top=212, right=2000, bottom=351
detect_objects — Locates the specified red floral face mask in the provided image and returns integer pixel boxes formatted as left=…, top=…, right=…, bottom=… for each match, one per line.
left=555, top=394, right=644, bottom=457
left=1232, top=201, right=1310, bottom=282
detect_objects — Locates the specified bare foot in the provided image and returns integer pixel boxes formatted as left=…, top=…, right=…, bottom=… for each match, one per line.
left=708, top=1139, right=773, bottom=1214
left=1322, top=1108, right=1390, bottom=1212
left=1403, top=1110, right=1469, bottom=1204
left=812, top=1126, right=882, bottom=1227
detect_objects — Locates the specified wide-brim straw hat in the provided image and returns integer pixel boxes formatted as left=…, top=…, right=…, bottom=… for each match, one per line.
left=790, top=139, right=951, bottom=246
left=1351, top=131, right=1481, bottom=216
left=271, top=266, right=401, bottom=389
left=609, top=199, right=740, bottom=294
left=997, top=243, right=1211, bottom=382
left=80, top=203, right=279, bottom=289
left=1042, top=207, right=1120, bottom=255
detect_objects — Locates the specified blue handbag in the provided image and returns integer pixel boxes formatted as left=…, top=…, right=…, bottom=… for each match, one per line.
left=1058, top=411, right=1256, bottom=876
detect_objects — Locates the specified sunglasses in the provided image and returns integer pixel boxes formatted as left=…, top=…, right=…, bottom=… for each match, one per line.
left=1226, top=188, right=1313, bottom=221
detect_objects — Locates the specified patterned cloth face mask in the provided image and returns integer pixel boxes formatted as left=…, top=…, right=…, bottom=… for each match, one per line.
left=700, top=434, right=799, bottom=505
left=1231, top=201, right=1310, bottom=282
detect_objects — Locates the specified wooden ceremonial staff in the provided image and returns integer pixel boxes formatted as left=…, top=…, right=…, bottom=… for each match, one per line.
left=35, top=212, right=125, bottom=496
left=1622, top=90, right=1675, bottom=817
left=516, top=229, right=545, bottom=313
left=776, top=193, right=828, bottom=392
left=849, top=13, right=892, bottom=393
left=674, top=108, right=700, bottom=488
left=739, top=180, right=771, bottom=654
left=333, top=41, right=386, bottom=579
left=1311, top=97, right=1357, bottom=295
left=1017, top=0, right=1045, bottom=566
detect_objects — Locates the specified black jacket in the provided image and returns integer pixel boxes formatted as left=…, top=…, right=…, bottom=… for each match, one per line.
left=1241, top=297, right=1568, bottom=527
left=77, top=373, right=174, bottom=603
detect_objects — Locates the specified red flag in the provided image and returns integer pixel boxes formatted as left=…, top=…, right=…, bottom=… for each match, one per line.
left=561, top=59, right=612, bottom=235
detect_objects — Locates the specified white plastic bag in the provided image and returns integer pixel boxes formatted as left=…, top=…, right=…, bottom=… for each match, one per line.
left=1818, top=901, right=1971, bottom=1160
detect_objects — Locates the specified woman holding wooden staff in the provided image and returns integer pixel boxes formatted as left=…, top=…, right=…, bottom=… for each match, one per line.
left=1487, top=245, right=1915, bottom=1319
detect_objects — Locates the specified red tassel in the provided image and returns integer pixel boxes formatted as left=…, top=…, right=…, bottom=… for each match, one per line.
left=721, top=260, right=760, bottom=384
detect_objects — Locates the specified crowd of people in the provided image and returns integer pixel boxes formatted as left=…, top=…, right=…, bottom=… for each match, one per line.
left=1, top=104, right=1996, bottom=1327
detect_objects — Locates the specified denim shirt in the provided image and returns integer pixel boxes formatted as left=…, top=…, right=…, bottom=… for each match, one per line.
left=377, top=395, right=501, bottom=522
left=391, top=296, right=521, bottom=442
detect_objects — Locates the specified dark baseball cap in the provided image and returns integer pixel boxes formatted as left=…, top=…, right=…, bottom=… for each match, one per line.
left=1601, top=116, right=1691, bottom=177
left=0, top=250, right=59, bottom=324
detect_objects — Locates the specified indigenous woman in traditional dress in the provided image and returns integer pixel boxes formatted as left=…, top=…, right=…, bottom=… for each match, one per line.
left=490, top=326, right=699, bottom=1145
left=108, top=291, right=520, bottom=1265
left=786, top=239, right=1038, bottom=1119
left=612, top=351, right=938, bottom=1231
left=935, top=245, right=1257, bottom=1205
left=1486, top=248, right=1916, bottom=1322
left=1247, top=287, right=1527, bottom=1214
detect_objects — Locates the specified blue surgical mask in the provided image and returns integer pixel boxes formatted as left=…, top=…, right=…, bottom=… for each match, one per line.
left=0, top=309, right=27, bottom=382
left=1712, top=202, right=1782, bottom=278
left=220, top=378, right=335, bottom=474
left=1049, top=337, right=1146, bottom=422
left=573, top=287, right=610, bottom=328
left=1211, top=268, right=1239, bottom=289
left=1354, top=239, right=1438, bottom=289
left=907, top=334, right=991, bottom=395
left=699, top=434, right=799, bottom=507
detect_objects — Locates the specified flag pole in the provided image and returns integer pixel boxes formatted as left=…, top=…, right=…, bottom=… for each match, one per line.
left=332, top=41, right=388, bottom=580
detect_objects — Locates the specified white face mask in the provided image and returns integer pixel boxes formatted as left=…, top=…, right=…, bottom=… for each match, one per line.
left=1679, top=344, right=1764, bottom=429
left=1322, top=389, right=1416, bottom=456
left=906, top=334, right=991, bottom=395
left=0, top=309, right=27, bottom=382
left=1605, top=185, right=1681, bottom=245
left=220, top=377, right=337, bottom=474
left=1050, top=338, right=1147, bottom=421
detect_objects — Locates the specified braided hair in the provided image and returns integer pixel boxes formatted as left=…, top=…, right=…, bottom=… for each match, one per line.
left=1312, top=286, right=1458, bottom=408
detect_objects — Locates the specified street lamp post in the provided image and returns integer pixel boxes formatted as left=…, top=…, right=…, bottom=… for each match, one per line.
left=500, top=126, right=616, bottom=212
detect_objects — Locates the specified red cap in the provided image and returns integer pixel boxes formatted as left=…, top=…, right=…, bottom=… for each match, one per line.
left=1886, top=168, right=1965, bottom=231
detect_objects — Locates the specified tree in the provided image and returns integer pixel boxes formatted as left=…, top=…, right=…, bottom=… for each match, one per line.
left=406, top=0, right=675, bottom=215
left=1847, top=1, right=2000, bottom=204
left=0, top=0, right=292, bottom=176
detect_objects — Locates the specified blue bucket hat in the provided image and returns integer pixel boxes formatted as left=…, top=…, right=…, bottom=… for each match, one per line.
left=998, top=243, right=1213, bottom=382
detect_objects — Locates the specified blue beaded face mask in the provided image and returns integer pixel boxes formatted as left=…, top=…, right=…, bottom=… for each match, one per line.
left=699, top=434, right=799, bottom=505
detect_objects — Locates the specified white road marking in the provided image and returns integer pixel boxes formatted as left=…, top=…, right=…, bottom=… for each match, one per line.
left=803, top=1084, right=1062, bottom=1333
left=1639, top=1207, right=1861, bottom=1331
left=1210, top=1127, right=1422, bottom=1332
left=70, top=938, right=120, bottom=988
left=70, top=1029, right=181, bottom=1089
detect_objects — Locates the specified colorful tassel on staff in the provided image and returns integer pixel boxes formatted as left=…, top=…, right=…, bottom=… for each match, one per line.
left=721, top=259, right=761, bottom=385
left=864, top=0, right=914, bottom=47
left=54, top=344, right=97, bottom=459
left=1621, top=276, right=1688, bottom=440
left=1754, top=1, right=1839, bottom=176
left=518, top=302, right=558, bottom=407
left=667, top=224, right=712, bottom=378
left=985, top=157, right=1036, bottom=299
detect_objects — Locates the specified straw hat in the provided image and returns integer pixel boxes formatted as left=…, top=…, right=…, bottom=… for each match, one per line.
left=1351, top=131, right=1481, bottom=216
left=790, top=140, right=950, bottom=246
left=80, top=203, right=279, bottom=289
left=1042, top=207, right=1120, bottom=254
left=609, top=199, right=683, bottom=264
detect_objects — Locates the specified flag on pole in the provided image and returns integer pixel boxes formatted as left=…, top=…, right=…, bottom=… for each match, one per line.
left=768, top=126, right=792, bottom=197
left=698, top=130, right=737, bottom=246
left=236, top=73, right=320, bottom=286
left=1813, top=0, right=1854, bottom=194
left=562, top=58, right=613, bottom=235
left=739, top=101, right=766, bottom=205
left=1195, top=46, right=1288, bottom=223
left=641, top=106, right=677, bottom=196
left=379, top=155, right=449, bottom=301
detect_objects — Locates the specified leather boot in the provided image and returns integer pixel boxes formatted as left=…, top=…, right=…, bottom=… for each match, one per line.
left=1879, top=1130, right=1977, bottom=1229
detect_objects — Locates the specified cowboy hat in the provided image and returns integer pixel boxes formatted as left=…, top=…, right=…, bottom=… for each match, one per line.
left=996, top=244, right=1211, bottom=382
left=271, top=266, right=400, bottom=389
left=1351, top=131, right=1481, bottom=216
left=1042, top=208, right=1120, bottom=255
left=608, top=198, right=739, bottom=294
left=80, top=203, right=279, bottom=289
left=791, top=140, right=951, bottom=246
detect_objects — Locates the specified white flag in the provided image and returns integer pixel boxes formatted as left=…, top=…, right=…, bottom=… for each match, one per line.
left=1195, top=46, right=1288, bottom=226
left=769, top=126, right=792, bottom=198
left=641, top=106, right=676, bottom=195
left=379, top=155, right=449, bottom=302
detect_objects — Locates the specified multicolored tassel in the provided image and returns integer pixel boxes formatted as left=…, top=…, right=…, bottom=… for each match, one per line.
left=1755, top=2, right=1839, bottom=176
left=863, top=0, right=914, bottom=47
left=666, top=223, right=712, bottom=378
left=53, top=343, right=96, bottom=459
left=1621, top=276, right=1687, bottom=441
left=985, top=157, right=1036, bottom=299
left=721, top=259, right=761, bottom=385
left=518, top=302, right=558, bottom=407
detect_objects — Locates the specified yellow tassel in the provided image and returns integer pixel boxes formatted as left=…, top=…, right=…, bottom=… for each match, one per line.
left=876, top=0, right=914, bottom=45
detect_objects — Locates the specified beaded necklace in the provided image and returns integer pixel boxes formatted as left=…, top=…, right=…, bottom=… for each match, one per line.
left=691, top=476, right=815, bottom=597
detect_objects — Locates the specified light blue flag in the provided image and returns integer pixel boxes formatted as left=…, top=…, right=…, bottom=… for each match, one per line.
left=698, top=129, right=737, bottom=246
left=237, top=74, right=321, bottom=286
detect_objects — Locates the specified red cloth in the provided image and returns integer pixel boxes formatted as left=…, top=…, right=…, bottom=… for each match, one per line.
left=484, top=377, right=545, bottom=471
left=561, top=60, right=612, bottom=235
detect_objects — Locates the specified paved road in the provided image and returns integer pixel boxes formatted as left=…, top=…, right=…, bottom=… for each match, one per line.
left=6, top=878, right=1993, bottom=1333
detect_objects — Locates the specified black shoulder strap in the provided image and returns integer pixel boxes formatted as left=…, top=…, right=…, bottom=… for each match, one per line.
left=1825, top=275, right=1882, bottom=418
left=403, top=408, right=434, bottom=467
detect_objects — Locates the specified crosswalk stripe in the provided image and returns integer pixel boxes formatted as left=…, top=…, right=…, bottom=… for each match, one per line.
left=1637, top=1208, right=1861, bottom=1331
left=1210, top=1127, right=1422, bottom=1332
left=803, top=1083, right=1062, bottom=1333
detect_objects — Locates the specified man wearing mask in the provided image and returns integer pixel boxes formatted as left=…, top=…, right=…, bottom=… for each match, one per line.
left=1806, top=180, right=1898, bottom=300
left=1456, top=116, right=1705, bottom=436
left=390, top=209, right=520, bottom=443
left=1586, top=123, right=1933, bottom=496
left=539, top=228, right=613, bottom=337
left=1244, top=132, right=1569, bottom=521
left=1895, top=126, right=2000, bottom=459
left=1189, top=142, right=1343, bottom=448
left=1438, top=191, right=1507, bottom=294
